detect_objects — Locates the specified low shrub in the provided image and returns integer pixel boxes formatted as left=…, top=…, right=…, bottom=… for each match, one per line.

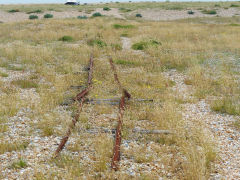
left=119, top=8, right=132, bottom=12
left=230, top=4, right=239, bottom=7
left=113, top=24, right=134, bottom=29
left=103, top=7, right=111, bottom=11
left=77, top=15, right=87, bottom=19
left=87, top=39, right=106, bottom=47
left=29, top=15, right=38, bottom=19
left=44, top=14, right=53, bottom=18
left=132, top=39, right=161, bottom=50
left=59, top=36, right=73, bottom=42
left=136, top=13, right=142, bottom=18
left=201, top=10, right=217, bottom=15
left=92, top=12, right=102, bottom=17
left=27, top=9, right=42, bottom=14
left=188, top=10, right=195, bottom=15
left=8, top=9, right=19, bottom=13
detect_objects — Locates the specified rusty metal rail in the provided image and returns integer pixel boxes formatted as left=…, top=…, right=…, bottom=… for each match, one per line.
left=109, top=57, right=131, bottom=171
left=55, top=55, right=94, bottom=157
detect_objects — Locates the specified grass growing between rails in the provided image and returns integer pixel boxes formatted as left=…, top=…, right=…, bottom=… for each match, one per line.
left=0, top=15, right=239, bottom=179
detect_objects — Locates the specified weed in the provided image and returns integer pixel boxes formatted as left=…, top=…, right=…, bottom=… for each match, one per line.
left=188, top=10, right=195, bottom=15
left=119, top=8, right=132, bottom=12
left=136, top=13, right=142, bottom=18
left=229, top=23, right=240, bottom=26
left=87, top=39, right=106, bottom=47
left=0, top=72, right=8, bottom=77
left=103, top=7, right=111, bottom=11
left=27, top=9, right=43, bottom=14
left=132, top=40, right=161, bottom=50
left=77, top=15, right=87, bottom=19
left=0, top=124, right=8, bottom=133
left=59, top=36, right=73, bottom=42
left=201, top=10, right=217, bottom=15
left=8, top=9, right=19, bottom=13
left=111, top=43, right=122, bottom=51
left=114, top=59, right=139, bottom=66
left=29, top=15, right=38, bottom=19
left=11, top=80, right=38, bottom=89
left=44, top=14, right=53, bottom=18
left=230, top=4, right=239, bottom=7
left=92, top=12, right=102, bottom=17
left=113, top=24, right=134, bottom=29
left=0, top=141, right=29, bottom=154
left=11, top=159, right=27, bottom=169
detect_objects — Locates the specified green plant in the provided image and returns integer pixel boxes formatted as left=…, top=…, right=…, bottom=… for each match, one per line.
left=114, top=59, right=139, bottom=66
left=201, top=10, right=217, bottom=15
left=229, top=23, right=240, bottom=26
left=188, top=10, right=195, bottom=15
left=8, top=9, right=19, bottom=13
left=103, top=7, right=111, bottom=11
left=113, top=24, right=134, bottom=29
left=119, top=8, right=132, bottom=12
left=87, top=39, right=106, bottom=47
left=77, top=15, right=87, bottom=19
left=0, top=72, right=8, bottom=77
left=136, top=13, right=142, bottom=18
left=27, top=9, right=43, bottom=14
left=11, top=159, right=27, bottom=169
left=11, top=80, right=38, bottom=89
left=92, top=12, right=102, bottom=17
left=230, top=4, right=239, bottom=7
left=132, top=40, right=161, bottom=50
left=59, top=36, right=73, bottom=42
left=44, top=14, right=53, bottom=18
left=29, top=15, right=38, bottom=19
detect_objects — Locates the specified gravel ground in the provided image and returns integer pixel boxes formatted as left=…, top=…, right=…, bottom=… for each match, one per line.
left=163, top=69, right=240, bottom=179
left=0, top=8, right=124, bottom=23
left=136, top=8, right=240, bottom=21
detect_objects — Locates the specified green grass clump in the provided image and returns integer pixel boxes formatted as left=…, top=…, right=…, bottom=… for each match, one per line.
left=103, top=7, right=111, bottom=11
left=87, top=39, right=106, bottom=47
left=59, top=36, right=73, bottom=42
left=229, top=23, right=240, bottom=26
left=44, top=13, right=53, bottom=18
left=11, top=80, right=38, bottom=89
left=136, top=13, right=142, bottom=18
left=114, top=59, right=139, bottom=66
left=113, top=24, right=134, bottom=29
left=92, top=12, right=102, bottom=17
left=0, top=72, right=8, bottom=77
left=119, top=8, right=132, bottom=12
left=77, top=15, right=87, bottom=19
left=132, top=40, right=161, bottom=50
left=201, top=10, right=217, bottom=15
left=27, top=9, right=42, bottom=14
left=29, top=15, right=38, bottom=19
left=211, top=98, right=240, bottom=116
left=0, top=141, right=29, bottom=154
left=230, top=4, right=239, bottom=7
left=8, top=9, right=19, bottom=13
left=11, top=159, right=27, bottom=169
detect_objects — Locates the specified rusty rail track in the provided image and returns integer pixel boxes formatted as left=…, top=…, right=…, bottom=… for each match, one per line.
left=55, top=55, right=94, bottom=157
left=109, top=57, right=131, bottom=171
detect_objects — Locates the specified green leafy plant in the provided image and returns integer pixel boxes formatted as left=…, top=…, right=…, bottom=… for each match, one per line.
left=59, top=36, right=73, bottom=42
left=201, top=10, right=217, bottom=15
left=44, top=14, right=53, bottom=18
left=29, top=15, right=38, bottom=19
left=136, top=13, right=142, bottom=18
left=92, top=12, right=102, bottom=17
left=87, top=39, right=106, bottom=47
left=188, top=10, right=195, bottom=15
left=8, top=9, right=19, bottom=13
left=77, top=15, right=87, bottom=19
left=103, top=7, right=111, bottom=11
left=27, top=9, right=43, bottom=14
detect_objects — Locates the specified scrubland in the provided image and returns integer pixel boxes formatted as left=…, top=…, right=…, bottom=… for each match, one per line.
left=0, top=2, right=240, bottom=179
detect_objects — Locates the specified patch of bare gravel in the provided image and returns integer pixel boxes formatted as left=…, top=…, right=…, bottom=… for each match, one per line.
left=135, top=8, right=240, bottom=21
